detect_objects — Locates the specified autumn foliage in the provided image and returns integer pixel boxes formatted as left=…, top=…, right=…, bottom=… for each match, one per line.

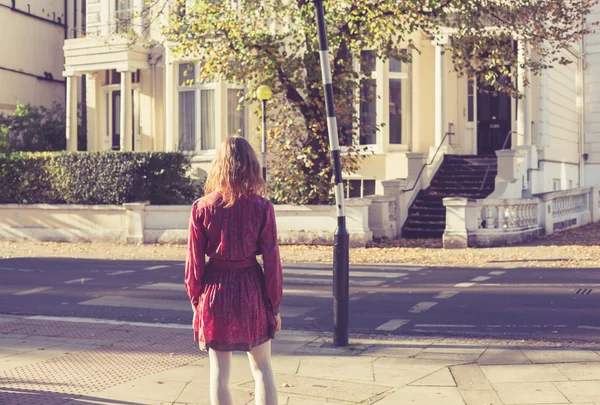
left=164, top=0, right=595, bottom=204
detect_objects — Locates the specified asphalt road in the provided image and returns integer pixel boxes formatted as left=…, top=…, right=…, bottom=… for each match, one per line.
left=1, top=257, right=599, bottom=342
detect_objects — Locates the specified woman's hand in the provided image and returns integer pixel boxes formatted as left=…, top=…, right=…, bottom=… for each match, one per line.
left=274, top=313, right=282, bottom=334
left=192, top=303, right=197, bottom=327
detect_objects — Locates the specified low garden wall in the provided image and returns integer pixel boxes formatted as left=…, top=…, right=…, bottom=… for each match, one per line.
left=0, top=199, right=374, bottom=247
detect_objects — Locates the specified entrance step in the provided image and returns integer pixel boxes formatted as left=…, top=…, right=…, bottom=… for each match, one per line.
left=402, top=155, right=497, bottom=240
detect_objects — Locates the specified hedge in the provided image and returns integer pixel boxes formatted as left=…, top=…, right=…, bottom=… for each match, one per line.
left=0, top=152, right=202, bottom=205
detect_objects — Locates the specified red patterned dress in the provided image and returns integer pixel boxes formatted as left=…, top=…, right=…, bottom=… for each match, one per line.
left=184, top=191, right=283, bottom=352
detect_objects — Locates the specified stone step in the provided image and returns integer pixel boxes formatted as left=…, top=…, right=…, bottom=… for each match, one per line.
left=403, top=220, right=446, bottom=230
left=402, top=228, right=445, bottom=239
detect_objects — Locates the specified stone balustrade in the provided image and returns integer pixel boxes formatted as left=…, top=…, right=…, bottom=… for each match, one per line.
left=443, top=186, right=600, bottom=248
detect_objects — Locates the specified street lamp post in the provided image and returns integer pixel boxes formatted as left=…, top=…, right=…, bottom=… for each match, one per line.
left=256, top=85, right=272, bottom=181
left=312, top=0, right=350, bottom=347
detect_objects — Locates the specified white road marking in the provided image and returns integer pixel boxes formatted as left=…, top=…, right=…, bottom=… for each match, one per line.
left=107, top=270, right=135, bottom=276
left=13, top=287, right=53, bottom=296
left=488, top=271, right=505, bottom=276
left=409, top=302, right=438, bottom=313
left=415, top=324, right=476, bottom=328
left=80, top=296, right=191, bottom=311
left=578, top=325, right=600, bottom=331
left=285, top=269, right=407, bottom=279
left=138, top=283, right=181, bottom=291
left=454, top=282, right=475, bottom=288
left=79, top=295, right=315, bottom=318
left=26, top=315, right=188, bottom=329
left=304, top=317, right=316, bottom=321
left=139, top=283, right=333, bottom=299
left=284, top=289, right=330, bottom=298
left=283, top=276, right=383, bottom=287
left=480, top=283, right=600, bottom=288
left=434, top=291, right=460, bottom=299
left=0, top=267, right=34, bottom=272
left=144, top=265, right=170, bottom=270
left=376, top=319, right=410, bottom=331
left=470, top=276, right=490, bottom=282
left=64, top=278, right=93, bottom=284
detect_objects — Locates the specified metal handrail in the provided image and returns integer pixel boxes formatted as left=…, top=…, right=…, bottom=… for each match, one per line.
left=479, top=130, right=521, bottom=190
left=480, top=164, right=492, bottom=190
left=403, top=130, right=455, bottom=193
left=501, top=130, right=518, bottom=150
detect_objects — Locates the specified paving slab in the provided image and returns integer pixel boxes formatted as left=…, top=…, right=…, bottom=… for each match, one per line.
left=410, top=367, right=456, bottom=387
left=375, top=386, right=466, bottom=405
left=451, top=364, right=492, bottom=390
left=482, top=364, right=568, bottom=383
left=493, top=382, right=570, bottom=404
left=287, top=397, right=347, bottom=405
left=373, top=357, right=457, bottom=387
left=555, top=362, right=600, bottom=381
left=522, top=348, right=600, bottom=364
left=360, top=344, right=425, bottom=358
left=554, top=381, right=600, bottom=403
left=296, top=355, right=375, bottom=382
left=241, top=374, right=390, bottom=403
left=460, top=389, right=505, bottom=405
left=478, top=348, right=533, bottom=365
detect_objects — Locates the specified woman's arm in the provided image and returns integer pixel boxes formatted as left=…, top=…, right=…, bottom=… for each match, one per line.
left=184, top=202, right=206, bottom=307
left=259, top=202, right=283, bottom=315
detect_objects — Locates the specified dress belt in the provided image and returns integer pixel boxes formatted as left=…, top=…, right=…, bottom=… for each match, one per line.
left=207, top=257, right=259, bottom=270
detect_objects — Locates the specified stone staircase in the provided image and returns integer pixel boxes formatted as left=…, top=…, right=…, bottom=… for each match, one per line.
left=402, top=155, right=498, bottom=239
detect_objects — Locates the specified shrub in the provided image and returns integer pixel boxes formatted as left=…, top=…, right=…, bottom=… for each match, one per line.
left=0, top=102, right=86, bottom=152
left=0, top=152, right=202, bottom=205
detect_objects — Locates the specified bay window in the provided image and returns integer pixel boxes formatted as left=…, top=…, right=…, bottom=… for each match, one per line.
left=177, top=63, right=216, bottom=152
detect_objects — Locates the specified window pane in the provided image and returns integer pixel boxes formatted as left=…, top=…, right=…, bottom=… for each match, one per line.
left=389, top=78, right=402, bottom=144
left=200, top=89, right=216, bottom=150
left=178, top=91, right=196, bottom=151
left=363, top=180, right=376, bottom=196
left=360, top=50, right=376, bottom=74
left=360, top=78, right=376, bottom=145
left=116, top=0, right=133, bottom=11
left=389, top=57, right=402, bottom=73
left=179, top=63, right=195, bottom=86
left=348, top=180, right=362, bottom=198
left=227, top=89, right=246, bottom=137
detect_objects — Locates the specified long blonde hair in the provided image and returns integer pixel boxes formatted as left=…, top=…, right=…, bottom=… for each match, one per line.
left=204, top=136, right=266, bottom=208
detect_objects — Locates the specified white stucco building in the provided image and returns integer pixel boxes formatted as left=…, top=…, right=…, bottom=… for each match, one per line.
left=0, top=0, right=83, bottom=115
left=59, top=0, right=600, bottom=243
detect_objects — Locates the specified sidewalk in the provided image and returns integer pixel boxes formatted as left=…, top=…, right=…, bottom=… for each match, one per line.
left=0, top=316, right=599, bottom=404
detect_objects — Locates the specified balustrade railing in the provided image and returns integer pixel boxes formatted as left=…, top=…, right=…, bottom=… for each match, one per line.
left=477, top=199, right=540, bottom=230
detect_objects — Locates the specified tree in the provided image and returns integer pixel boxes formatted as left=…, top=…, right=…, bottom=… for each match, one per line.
left=164, top=0, right=595, bottom=204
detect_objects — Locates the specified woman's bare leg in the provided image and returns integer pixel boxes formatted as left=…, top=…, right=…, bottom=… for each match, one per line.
left=209, top=348, right=233, bottom=405
left=247, top=340, right=278, bottom=405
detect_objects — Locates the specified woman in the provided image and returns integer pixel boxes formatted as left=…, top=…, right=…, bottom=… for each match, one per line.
left=185, top=136, right=283, bottom=405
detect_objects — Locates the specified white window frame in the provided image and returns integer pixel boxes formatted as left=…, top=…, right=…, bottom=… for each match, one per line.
left=386, top=56, right=411, bottom=152
left=354, top=50, right=379, bottom=151
left=346, top=50, right=412, bottom=154
left=344, top=178, right=376, bottom=198
left=225, top=84, right=249, bottom=138
left=176, top=62, right=218, bottom=156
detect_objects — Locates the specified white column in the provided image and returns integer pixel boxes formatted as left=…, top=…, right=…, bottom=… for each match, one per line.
left=517, top=41, right=531, bottom=146
left=434, top=45, right=443, bottom=146
left=165, top=50, right=175, bottom=152
left=120, top=71, right=133, bottom=151
left=66, top=75, right=78, bottom=151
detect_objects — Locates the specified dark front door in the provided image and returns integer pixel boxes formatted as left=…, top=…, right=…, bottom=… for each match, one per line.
left=477, top=76, right=511, bottom=155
